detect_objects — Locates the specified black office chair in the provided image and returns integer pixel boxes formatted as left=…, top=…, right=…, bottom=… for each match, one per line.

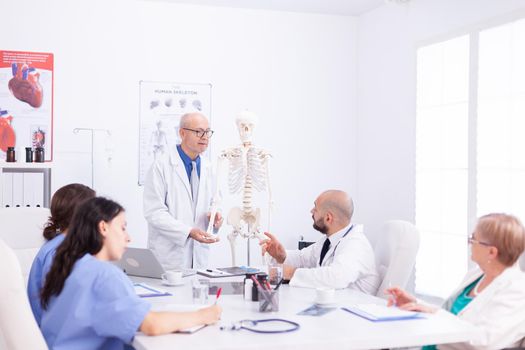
left=298, top=240, right=314, bottom=250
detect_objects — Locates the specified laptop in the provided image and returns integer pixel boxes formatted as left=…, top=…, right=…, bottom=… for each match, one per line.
left=115, top=248, right=196, bottom=279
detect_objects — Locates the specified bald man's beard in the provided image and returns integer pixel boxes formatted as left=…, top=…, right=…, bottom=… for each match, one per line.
left=313, top=217, right=328, bottom=234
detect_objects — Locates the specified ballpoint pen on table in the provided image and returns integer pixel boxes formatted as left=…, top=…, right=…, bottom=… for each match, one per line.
left=215, top=287, right=222, bottom=305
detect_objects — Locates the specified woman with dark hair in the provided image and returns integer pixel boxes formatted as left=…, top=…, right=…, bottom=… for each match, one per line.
left=27, top=183, right=95, bottom=325
left=40, top=197, right=221, bottom=349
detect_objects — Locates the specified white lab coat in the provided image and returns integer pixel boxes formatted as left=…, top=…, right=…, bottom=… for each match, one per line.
left=143, top=149, right=214, bottom=270
left=286, top=224, right=380, bottom=294
left=438, top=265, right=525, bottom=350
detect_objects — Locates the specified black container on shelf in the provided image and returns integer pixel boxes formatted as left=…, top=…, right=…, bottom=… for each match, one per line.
left=25, top=147, right=33, bottom=162
left=35, top=147, right=45, bottom=162
left=6, top=147, right=15, bottom=162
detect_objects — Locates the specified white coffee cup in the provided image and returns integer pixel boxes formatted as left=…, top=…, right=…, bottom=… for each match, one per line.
left=161, top=270, right=183, bottom=285
left=315, top=287, right=335, bottom=305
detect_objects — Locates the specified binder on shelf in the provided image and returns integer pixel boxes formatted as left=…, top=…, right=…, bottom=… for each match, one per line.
left=23, top=172, right=33, bottom=207
left=2, top=172, right=13, bottom=207
left=12, top=173, right=24, bottom=208
left=22, top=172, right=44, bottom=207
left=34, top=172, right=44, bottom=207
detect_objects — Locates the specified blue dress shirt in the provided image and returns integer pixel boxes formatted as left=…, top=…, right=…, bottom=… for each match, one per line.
left=176, top=144, right=200, bottom=181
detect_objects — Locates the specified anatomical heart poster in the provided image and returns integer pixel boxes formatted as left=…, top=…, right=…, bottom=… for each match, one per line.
left=0, top=50, right=54, bottom=161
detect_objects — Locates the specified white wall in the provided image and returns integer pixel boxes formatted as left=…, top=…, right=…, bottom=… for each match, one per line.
left=1, top=0, right=358, bottom=267
left=356, top=0, right=525, bottom=246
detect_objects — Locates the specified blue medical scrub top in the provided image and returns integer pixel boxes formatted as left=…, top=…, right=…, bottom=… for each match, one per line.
left=40, top=254, right=151, bottom=350
left=27, top=233, right=65, bottom=325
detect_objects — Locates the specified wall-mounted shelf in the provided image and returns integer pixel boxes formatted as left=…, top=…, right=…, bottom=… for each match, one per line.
left=0, top=162, right=53, bottom=169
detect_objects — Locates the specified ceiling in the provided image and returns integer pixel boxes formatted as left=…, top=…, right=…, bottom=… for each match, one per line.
left=154, top=0, right=386, bottom=16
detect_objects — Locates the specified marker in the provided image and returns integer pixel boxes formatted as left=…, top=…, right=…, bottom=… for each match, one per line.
left=214, top=287, right=222, bottom=305
left=273, top=278, right=284, bottom=290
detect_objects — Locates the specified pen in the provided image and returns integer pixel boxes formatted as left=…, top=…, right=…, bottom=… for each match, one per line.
left=250, top=275, right=262, bottom=288
left=265, top=280, right=272, bottom=291
left=214, top=287, right=222, bottom=305
left=273, top=278, right=284, bottom=290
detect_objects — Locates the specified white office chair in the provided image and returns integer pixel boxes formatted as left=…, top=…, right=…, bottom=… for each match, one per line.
left=374, top=220, right=420, bottom=298
left=0, top=238, right=48, bottom=350
left=0, top=207, right=49, bottom=283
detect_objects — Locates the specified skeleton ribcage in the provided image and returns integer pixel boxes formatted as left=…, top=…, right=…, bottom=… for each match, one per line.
left=228, top=148, right=268, bottom=195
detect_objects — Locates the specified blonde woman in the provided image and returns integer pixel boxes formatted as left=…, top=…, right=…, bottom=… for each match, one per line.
left=387, top=213, right=525, bottom=350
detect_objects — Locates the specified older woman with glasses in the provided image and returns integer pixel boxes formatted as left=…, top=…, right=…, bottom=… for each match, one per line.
left=387, top=213, right=525, bottom=350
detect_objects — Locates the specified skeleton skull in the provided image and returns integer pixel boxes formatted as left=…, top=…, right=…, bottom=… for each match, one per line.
left=235, top=111, right=258, bottom=144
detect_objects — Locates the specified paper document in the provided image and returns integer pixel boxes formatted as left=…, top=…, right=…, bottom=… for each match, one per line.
left=152, top=304, right=207, bottom=333
left=133, top=283, right=171, bottom=298
left=342, top=304, right=424, bottom=322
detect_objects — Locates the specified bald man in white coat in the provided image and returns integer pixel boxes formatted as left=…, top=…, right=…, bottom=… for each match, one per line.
left=261, top=190, right=379, bottom=293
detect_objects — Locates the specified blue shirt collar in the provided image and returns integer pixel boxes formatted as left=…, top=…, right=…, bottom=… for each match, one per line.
left=176, top=144, right=201, bottom=180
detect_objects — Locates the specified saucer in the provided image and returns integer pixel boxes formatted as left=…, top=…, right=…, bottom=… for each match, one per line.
left=162, top=280, right=184, bottom=287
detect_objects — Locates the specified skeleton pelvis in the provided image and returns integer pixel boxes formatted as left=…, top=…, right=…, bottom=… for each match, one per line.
left=227, top=207, right=260, bottom=228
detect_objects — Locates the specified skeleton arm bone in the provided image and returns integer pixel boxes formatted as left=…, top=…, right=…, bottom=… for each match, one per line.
left=262, top=151, right=273, bottom=233
left=206, top=153, right=228, bottom=234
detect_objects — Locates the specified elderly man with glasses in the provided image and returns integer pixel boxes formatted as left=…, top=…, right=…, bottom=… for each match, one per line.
left=144, top=112, right=223, bottom=270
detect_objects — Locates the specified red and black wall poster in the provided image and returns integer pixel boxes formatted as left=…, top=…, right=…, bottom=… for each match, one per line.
left=0, top=50, right=53, bottom=161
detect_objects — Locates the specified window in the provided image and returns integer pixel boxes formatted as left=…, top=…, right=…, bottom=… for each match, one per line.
left=415, top=17, right=525, bottom=298
left=415, top=36, right=470, bottom=298
left=477, top=19, right=525, bottom=219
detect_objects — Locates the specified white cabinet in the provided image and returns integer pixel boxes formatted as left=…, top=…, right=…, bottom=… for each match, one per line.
left=0, top=163, right=52, bottom=208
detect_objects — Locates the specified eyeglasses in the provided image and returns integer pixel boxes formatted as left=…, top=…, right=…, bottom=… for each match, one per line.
left=467, top=234, right=492, bottom=247
left=182, top=128, right=214, bottom=138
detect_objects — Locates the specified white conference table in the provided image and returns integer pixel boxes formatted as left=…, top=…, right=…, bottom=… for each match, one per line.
left=132, top=275, right=482, bottom=350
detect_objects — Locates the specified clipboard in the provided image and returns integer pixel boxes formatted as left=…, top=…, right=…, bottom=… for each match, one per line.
left=197, top=267, right=259, bottom=278
left=341, top=304, right=425, bottom=322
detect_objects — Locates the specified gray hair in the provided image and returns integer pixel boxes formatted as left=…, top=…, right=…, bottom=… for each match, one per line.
left=179, top=112, right=206, bottom=128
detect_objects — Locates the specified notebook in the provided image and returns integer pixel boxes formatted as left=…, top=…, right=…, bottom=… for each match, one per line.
left=341, top=304, right=424, bottom=322
left=133, top=283, right=171, bottom=298
left=152, top=304, right=208, bottom=333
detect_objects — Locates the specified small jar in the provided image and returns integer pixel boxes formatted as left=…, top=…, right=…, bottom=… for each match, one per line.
left=244, top=279, right=253, bottom=301
left=6, top=147, right=15, bottom=162
left=25, top=147, right=33, bottom=162
left=35, top=147, right=45, bottom=162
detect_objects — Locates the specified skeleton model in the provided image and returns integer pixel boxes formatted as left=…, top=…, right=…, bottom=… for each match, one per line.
left=207, top=111, right=273, bottom=266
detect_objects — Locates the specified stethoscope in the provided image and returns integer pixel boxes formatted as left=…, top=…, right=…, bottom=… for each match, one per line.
left=220, top=319, right=300, bottom=334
